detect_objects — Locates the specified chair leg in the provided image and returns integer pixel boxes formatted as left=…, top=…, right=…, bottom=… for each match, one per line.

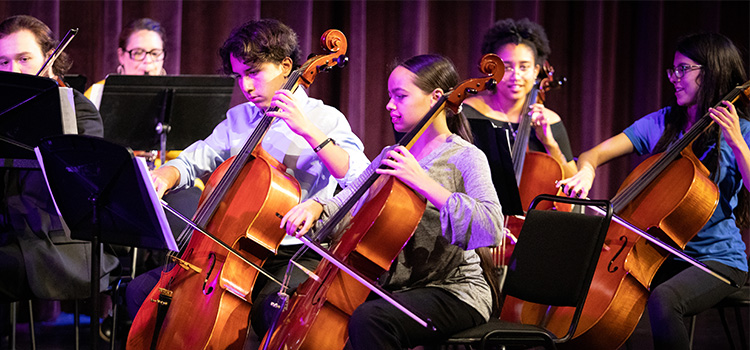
left=731, top=307, right=748, bottom=350
left=28, top=299, right=36, bottom=350
left=111, top=295, right=119, bottom=350
left=9, top=301, right=16, bottom=350
left=74, top=300, right=80, bottom=350
left=717, top=307, right=737, bottom=350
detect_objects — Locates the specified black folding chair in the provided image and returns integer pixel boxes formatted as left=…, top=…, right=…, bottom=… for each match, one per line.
left=445, top=194, right=613, bottom=350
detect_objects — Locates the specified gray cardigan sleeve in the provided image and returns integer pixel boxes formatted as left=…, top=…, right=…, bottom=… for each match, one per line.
left=438, top=145, right=504, bottom=250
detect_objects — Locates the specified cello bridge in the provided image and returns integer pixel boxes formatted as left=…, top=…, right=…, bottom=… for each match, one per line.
left=169, top=256, right=203, bottom=274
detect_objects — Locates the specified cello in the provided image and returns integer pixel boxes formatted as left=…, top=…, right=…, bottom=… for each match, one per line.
left=126, top=29, right=349, bottom=350
left=513, top=61, right=570, bottom=212
left=483, top=62, right=569, bottom=266
left=501, top=81, right=750, bottom=349
left=261, top=54, right=504, bottom=350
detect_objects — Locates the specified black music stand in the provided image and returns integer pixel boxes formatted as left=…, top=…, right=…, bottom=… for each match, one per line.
left=0, top=71, right=64, bottom=165
left=98, top=75, right=234, bottom=162
left=63, top=74, right=88, bottom=94
left=34, top=134, right=176, bottom=349
left=468, top=118, right=524, bottom=216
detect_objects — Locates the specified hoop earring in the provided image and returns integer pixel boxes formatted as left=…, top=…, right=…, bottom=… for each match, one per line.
left=116, top=64, right=125, bottom=74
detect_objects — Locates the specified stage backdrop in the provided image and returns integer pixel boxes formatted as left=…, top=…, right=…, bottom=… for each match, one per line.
left=1, top=0, right=748, bottom=202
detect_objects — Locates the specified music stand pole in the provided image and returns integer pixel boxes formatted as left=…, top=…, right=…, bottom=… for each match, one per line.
left=89, top=195, right=101, bottom=350
left=156, top=88, right=174, bottom=165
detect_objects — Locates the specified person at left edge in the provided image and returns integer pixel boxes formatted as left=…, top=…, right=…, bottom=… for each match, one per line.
left=125, top=18, right=370, bottom=339
left=0, top=15, right=119, bottom=301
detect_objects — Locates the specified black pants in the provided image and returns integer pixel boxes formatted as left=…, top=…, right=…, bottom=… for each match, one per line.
left=348, top=287, right=485, bottom=350
left=249, top=244, right=321, bottom=338
left=0, top=237, right=32, bottom=301
left=648, top=258, right=747, bottom=349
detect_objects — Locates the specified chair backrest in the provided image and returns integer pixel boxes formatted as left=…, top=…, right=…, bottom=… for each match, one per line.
left=503, top=194, right=612, bottom=342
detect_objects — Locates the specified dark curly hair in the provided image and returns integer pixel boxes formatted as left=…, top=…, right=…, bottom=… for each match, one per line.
left=219, top=19, right=301, bottom=75
left=0, top=15, right=72, bottom=76
left=481, top=18, right=551, bottom=66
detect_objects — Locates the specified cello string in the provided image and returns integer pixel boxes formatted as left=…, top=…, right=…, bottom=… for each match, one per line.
left=160, top=200, right=284, bottom=285
left=510, top=81, right=541, bottom=185
left=199, top=69, right=303, bottom=217
left=163, top=69, right=308, bottom=271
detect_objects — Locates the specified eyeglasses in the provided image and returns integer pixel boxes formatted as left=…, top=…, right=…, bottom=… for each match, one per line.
left=666, top=64, right=701, bottom=80
left=504, top=64, right=534, bottom=75
left=125, top=48, right=165, bottom=62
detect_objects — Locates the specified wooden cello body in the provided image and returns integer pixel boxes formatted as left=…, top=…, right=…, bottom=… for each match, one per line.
left=500, top=151, right=563, bottom=254
left=262, top=176, right=426, bottom=350
left=501, top=146, right=718, bottom=349
left=517, top=151, right=565, bottom=211
left=126, top=30, right=349, bottom=350
left=261, top=54, right=504, bottom=350
left=127, top=148, right=301, bottom=350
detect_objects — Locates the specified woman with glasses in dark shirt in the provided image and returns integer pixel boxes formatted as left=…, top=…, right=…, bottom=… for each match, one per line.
left=463, top=18, right=577, bottom=178
left=558, top=32, right=749, bottom=349
left=85, top=18, right=167, bottom=105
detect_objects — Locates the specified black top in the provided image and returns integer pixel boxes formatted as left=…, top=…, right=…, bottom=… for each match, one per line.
left=463, top=104, right=574, bottom=161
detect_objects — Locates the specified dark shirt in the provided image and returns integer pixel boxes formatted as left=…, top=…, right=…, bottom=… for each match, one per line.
left=0, top=88, right=116, bottom=300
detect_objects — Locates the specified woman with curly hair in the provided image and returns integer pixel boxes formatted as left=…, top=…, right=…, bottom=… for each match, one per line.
left=464, top=18, right=576, bottom=179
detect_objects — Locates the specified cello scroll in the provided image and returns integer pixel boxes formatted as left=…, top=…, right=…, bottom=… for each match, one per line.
left=537, top=60, right=566, bottom=104
left=446, top=53, right=503, bottom=113
left=298, top=30, right=348, bottom=88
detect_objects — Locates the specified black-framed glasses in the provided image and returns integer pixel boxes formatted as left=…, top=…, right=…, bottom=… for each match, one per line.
left=666, top=64, right=702, bottom=80
left=504, top=64, right=534, bottom=75
left=125, top=48, right=165, bottom=62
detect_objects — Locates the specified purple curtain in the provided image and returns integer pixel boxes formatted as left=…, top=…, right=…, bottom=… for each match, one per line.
left=1, top=0, right=748, bottom=202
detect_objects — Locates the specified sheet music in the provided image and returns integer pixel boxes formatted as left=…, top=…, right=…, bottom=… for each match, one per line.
left=33, top=146, right=72, bottom=236
left=58, top=86, right=78, bottom=135
left=87, top=83, right=103, bottom=109
left=135, top=156, right=178, bottom=251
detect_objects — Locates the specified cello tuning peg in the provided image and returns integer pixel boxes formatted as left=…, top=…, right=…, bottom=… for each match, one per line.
left=336, top=55, right=348, bottom=68
left=316, top=64, right=333, bottom=73
left=485, top=79, right=497, bottom=91
left=465, top=88, right=478, bottom=95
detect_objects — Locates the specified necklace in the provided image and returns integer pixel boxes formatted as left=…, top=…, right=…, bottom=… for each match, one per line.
left=505, top=121, right=517, bottom=139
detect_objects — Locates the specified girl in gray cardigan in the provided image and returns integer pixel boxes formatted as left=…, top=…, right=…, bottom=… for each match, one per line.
left=280, top=54, right=504, bottom=349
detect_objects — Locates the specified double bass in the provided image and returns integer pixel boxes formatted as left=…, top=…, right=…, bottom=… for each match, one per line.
left=126, top=30, right=349, bottom=350
left=501, top=81, right=750, bottom=349
left=261, top=54, right=504, bottom=350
